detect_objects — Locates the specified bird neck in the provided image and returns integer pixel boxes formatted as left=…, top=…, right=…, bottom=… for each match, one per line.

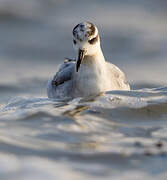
left=82, top=48, right=105, bottom=65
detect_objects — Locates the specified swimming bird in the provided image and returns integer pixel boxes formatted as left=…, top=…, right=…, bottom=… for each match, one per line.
left=47, top=22, right=130, bottom=99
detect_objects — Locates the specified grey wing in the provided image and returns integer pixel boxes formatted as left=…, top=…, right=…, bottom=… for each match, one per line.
left=107, top=62, right=130, bottom=90
left=52, top=60, right=76, bottom=86
left=47, top=59, right=76, bottom=98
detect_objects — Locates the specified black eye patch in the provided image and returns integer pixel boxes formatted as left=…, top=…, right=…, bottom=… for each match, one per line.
left=73, top=39, right=76, bottom=44
left=88, top=35, right=98, bottom=44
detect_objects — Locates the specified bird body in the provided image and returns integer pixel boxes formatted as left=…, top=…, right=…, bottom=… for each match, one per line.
left=47, top=22, right=130, bottom=99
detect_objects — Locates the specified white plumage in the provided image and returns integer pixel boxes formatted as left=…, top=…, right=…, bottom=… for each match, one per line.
left=47, top=22, right=130, bottom=99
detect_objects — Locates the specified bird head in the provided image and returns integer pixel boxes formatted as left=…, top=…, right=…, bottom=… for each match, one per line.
left=72, top=22, right=100, bottom=71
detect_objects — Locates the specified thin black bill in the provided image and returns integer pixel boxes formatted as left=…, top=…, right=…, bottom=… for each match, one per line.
left=76, top=49, right=86, bottom=72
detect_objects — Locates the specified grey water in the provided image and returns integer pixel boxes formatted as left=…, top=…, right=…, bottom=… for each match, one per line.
left=0, top=0, right=167, bottom=179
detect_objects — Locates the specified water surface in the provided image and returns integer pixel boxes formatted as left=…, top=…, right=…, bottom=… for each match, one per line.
left=0, top=0, right=167, bottom=179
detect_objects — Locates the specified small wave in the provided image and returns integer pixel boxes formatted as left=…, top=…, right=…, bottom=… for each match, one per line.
left=0, top=87, right=167, bottom=180
left=1, top=87, right=167, bottom=119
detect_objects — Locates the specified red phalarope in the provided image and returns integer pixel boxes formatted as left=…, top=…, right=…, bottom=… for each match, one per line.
left=47, top=22, right=130, bottom=99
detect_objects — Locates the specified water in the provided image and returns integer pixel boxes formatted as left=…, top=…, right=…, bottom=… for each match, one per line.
left=1, top=89, right=167, bottom=179
left=0, top=0, right=167, bottom=179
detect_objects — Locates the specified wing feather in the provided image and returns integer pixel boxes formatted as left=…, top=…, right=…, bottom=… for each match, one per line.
left=106, top=62, right=130, bottom=90
left=52, top=60, right=75, bottom=86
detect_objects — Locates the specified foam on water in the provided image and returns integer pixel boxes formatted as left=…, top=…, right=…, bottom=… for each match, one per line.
left=0, top=0, right=167, bottom=179
left=0, top=88, right=167, bottom=179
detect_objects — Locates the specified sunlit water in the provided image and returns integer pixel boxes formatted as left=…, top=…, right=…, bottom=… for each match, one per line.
left=0, top=0, right=167, bottom=179
left=1, top=87, right=167, bottom=179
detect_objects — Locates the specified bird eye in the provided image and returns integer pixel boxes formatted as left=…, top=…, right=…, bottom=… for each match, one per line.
left=73, top=39, right=76, bottom=44
left=88, top=35, right=98, bottom=45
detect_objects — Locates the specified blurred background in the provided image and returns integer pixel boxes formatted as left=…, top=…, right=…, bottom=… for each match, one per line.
left=0, top=0, right=167, bottom=103
left=0, top=1, right=167, bottom=179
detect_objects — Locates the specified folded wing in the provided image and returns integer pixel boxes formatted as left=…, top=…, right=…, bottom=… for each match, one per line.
left=52, top=60, right=75, bottom=86
left=47, top=59, right=76, bottom=98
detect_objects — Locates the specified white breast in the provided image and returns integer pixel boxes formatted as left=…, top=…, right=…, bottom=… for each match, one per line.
left=73, top=58, right=108, bottom=97
left=72, top=56, right=130, bottom=97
